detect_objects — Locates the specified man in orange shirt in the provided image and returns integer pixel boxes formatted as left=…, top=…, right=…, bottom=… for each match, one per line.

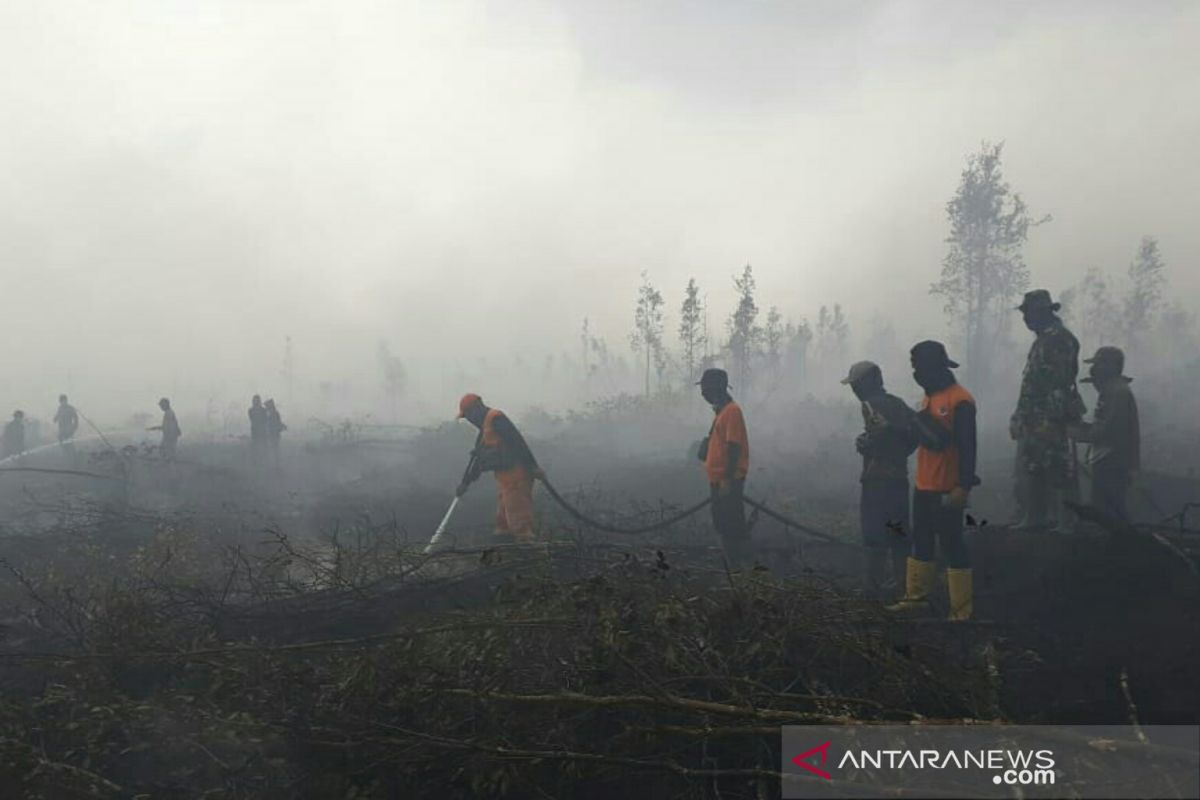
left=456, top=393, right=545, bottom=543
left=889, top=341, right=979, bottom=621
left=696, top=369, right=751, bottom=566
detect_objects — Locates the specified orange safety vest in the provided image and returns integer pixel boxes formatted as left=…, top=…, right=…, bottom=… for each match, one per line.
left=915, top=383, right=974, bottom=492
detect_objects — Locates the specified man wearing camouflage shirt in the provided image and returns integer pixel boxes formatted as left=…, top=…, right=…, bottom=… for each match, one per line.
left=1009, top=289, right=1087, bottom=532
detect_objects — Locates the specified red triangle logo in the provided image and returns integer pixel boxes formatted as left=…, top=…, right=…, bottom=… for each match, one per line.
left=791, top=740, right=832, bottom=779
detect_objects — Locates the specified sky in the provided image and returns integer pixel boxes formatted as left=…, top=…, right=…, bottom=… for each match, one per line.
left=0, top=0, right=1197, bottom=424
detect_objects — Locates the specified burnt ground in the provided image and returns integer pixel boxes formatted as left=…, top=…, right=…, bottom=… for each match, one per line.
left=0, top=414, right=1196, bottom=797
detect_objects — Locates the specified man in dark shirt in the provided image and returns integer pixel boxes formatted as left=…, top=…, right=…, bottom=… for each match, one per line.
left=265, top=399, right=286, bottom=470
left=148, top=398, right=182, bottom=461
left=1, top=410, right=26, bottom=459
left=1069, top=347, right=1140, bottom=523
left=248, top=395, right=268, bottom=463
left=54, top=395, right=79, bottom=453
left=842, top=361, right=918, bottom=601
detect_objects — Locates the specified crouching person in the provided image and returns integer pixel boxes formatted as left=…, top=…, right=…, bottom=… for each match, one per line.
left=696, top=369, right=752, bottom=567
left=889, top=341, right=979, bottom=621
left=842, top=361, right=918, bottom=601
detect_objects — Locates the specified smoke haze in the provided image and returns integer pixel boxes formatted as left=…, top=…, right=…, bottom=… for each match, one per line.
left=1, top=0, right=1197, bottom=423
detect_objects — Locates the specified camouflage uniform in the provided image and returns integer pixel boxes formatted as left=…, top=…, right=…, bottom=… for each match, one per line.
left=1011, top=318, right=1086, bottom=486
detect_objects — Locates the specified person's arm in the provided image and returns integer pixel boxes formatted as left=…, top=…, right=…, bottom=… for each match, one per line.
left=492, top=415, right=540, bottom=472
left=724, top=443, right=741, bottom=483
left=882, top=396, right=920, bottom=455
left=1044, top=333, right=1082, bottom=424
left=954, top=402, right=977, bottom=489
left=946, top=401, right=977, bottom=507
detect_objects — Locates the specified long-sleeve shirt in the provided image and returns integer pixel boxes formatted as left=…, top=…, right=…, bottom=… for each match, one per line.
left=953, top=403, right=978, bottom=490
left=1012, top=320, right=1086, bottom=429
left=857, top=390, right=918, bottom=484
left=490, top=413, right=538, bottom=471
left=161, top=410, right=181, bottom=441
left=1074, top=379, right=1140, bottom=472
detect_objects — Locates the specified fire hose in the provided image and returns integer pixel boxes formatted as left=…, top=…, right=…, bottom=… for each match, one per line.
left=424, top=468, right=854, bottom=550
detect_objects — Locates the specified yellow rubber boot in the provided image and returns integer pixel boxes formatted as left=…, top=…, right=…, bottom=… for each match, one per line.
left=886, top=557, right=935, bottom=613
left=946, top=567, right=973, bottom=621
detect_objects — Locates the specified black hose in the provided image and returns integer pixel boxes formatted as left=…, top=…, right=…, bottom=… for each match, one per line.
left=539, top=476, right=855, bottom=547
left=742, top=497, right=852, bottom=546
left=539, top=477, right=712, bottom=535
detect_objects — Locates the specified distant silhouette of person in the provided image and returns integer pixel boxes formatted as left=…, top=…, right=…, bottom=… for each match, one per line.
left=248, top=394, right=268, bottom=463
left=148, top=398, right=182, bottom=461
left=54, top=394, right=79, bottom=452
left=2, top=410, right=26, bottom=459
left=265, top=398, right=286, bottom=469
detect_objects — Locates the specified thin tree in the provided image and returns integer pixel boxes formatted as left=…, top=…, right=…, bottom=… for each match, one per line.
left=630, top=271, right=665, bottom=397
left=1123, top=236, right=1166, bottom=351
left=931, top=141, right=1046, bottom=386
left=726, top=264, right=762, bottom=390
left=764, top=306, right=784, bottom=380
left=786, top=319, right=813, bottom=388
left=376, top=340, right=407, bottom=423
left=678, top=278, right=706, bottom=385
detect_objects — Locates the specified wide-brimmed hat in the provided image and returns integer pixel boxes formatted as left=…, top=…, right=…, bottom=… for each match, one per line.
left=1016, top=289, right=1061, bottom=313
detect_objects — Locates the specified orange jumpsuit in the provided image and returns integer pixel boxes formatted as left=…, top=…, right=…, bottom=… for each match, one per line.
left=481, top=409, right=536, bottom=540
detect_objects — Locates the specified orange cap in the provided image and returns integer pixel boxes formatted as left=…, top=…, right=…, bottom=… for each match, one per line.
left=457, top=393, right=482, bottom=418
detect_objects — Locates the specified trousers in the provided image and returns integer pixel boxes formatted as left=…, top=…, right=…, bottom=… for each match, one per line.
left=911, top=489, right=969, bottom=568
left=710, top=479, right=751, bottom=565
left=494, top=468, right=535, bottom=539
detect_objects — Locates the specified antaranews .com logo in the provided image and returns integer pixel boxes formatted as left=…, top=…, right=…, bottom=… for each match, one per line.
left=791, top=740, right=1055, bottom=786
left=781, top=725, right=1199, bottom=799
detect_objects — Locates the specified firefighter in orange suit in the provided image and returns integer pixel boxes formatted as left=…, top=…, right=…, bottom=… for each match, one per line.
left=888, top=341, right=979, bottom=621
left=456, top=393, right=545, bottom=542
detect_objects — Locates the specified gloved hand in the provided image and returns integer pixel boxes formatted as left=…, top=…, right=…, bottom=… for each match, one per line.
left=1009, top=417, right=1022, bottom=441
left=455, top=481, right=469, bottom=497
left=854, top=432, right=871, bottom=455
left=944, top=486, right=970, bottom=509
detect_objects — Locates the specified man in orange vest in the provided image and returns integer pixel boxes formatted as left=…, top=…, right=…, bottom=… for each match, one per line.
left=456, top=393, right=545, bottom=542
left=888, top=341, right=979, bottom=621
left=696, top=369, right=752, bottom=566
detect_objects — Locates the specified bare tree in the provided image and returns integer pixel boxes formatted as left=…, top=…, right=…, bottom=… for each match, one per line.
left=931, top=141, right=1046, bottom=386
left=678, top=278, right=706, bottom=385
left=764, top=306, right=784, bottom=381
left=1123, top=236, right=1166, bottom=352
left=785, top=319, right=813, bottom=388
left=376, top=340, right=407, bottom=423
left=726, top=264, right=762, bottom=390
left=630, top=271, right=665, bottom=397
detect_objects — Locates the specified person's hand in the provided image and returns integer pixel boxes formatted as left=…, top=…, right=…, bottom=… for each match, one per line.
left=717, top=480, right=733, bottom=498
left=854, top=432, right=870, bottom=455
left=1008, top=418, right=1022, bottom=441
left=455, top=481, right=469, bottom=497
left=531, top=467, right=546, bottom=482
left=945, top=486, right=970, bottom=509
